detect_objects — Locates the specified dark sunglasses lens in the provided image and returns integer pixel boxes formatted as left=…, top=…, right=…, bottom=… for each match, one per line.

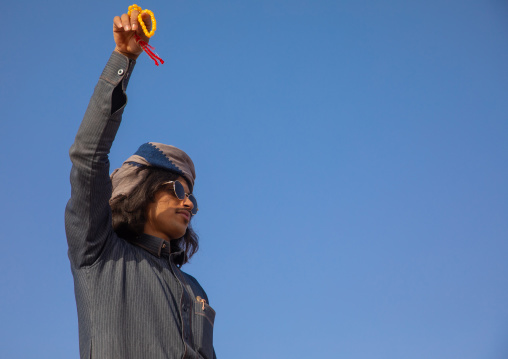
left=173, top=181, right=186, bottom=200
left=189, top=195, right=198, bottom=215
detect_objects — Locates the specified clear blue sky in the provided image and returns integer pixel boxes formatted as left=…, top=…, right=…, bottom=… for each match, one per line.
left=1, top=0, right=507, bottom=358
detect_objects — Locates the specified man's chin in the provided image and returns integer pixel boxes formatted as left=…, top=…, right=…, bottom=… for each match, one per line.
left=168, top=229, right=187, bottom=240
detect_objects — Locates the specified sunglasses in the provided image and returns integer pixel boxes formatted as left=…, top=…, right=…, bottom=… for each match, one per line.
left=162, top=180, right=199, bottom=215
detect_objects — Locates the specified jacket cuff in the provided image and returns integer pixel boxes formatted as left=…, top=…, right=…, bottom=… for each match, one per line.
left=100, top=51, right=137, bottom=90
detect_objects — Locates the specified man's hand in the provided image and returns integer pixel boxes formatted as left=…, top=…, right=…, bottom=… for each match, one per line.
left=113, top=10, right=152, bottom=60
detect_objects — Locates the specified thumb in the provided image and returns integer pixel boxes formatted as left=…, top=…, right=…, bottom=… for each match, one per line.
left=137, top=12, right=153, bottom=34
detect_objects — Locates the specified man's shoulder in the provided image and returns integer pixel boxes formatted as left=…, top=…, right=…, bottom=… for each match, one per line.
left=181, top=271, right=201, bottom=287
left=181, top=271, right=210, bottom=301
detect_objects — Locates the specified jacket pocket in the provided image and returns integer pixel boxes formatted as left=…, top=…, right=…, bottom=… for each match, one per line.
left=193, top=296, right=215, bottom=359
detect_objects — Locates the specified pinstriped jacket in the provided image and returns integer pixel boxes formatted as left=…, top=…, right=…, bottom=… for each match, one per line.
left=65, top=51, right=216, bottom=359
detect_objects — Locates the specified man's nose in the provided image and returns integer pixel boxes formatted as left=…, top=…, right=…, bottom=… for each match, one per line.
left=183, top=195, right=194, bottom=210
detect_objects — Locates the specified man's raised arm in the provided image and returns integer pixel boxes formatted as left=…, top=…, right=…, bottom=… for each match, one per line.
left=65, top=10, right=151, bottom=268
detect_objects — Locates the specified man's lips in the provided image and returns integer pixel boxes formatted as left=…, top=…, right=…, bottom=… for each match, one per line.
left=177, top=210, right=190, bottom=221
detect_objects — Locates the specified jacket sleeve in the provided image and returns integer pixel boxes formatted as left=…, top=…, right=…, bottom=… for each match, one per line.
left=65, top=51, right=136, bottom=268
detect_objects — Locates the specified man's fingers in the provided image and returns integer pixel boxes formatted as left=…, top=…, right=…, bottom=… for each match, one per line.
left=114, top=12, right=140, bottom=32
left=121, top=13, right=132, bottom=31
left=130, top=10, right=139, bottom=31
left=113, top=16, right=123, bottom=30
left=112, top=11, right=151, bottom=43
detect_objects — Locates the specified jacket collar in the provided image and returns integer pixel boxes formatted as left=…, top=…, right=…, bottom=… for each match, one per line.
left=128, top=233, right=171, bottom=257
left=128, top=233, right=185, bottom=264
left=128, top=234, right=186, bottom=266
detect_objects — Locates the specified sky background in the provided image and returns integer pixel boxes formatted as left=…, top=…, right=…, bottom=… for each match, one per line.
left=1, top=0, right=507, bottom=358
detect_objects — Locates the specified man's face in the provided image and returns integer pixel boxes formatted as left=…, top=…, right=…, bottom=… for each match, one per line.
left=143, top=176, right=195, bottom=241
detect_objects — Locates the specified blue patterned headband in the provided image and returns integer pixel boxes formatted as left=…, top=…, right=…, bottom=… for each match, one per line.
left=110, top=142, right=196, bottom=200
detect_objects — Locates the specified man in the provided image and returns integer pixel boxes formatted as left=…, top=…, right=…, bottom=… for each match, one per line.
left=65, top=8, right=216, bottom=359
